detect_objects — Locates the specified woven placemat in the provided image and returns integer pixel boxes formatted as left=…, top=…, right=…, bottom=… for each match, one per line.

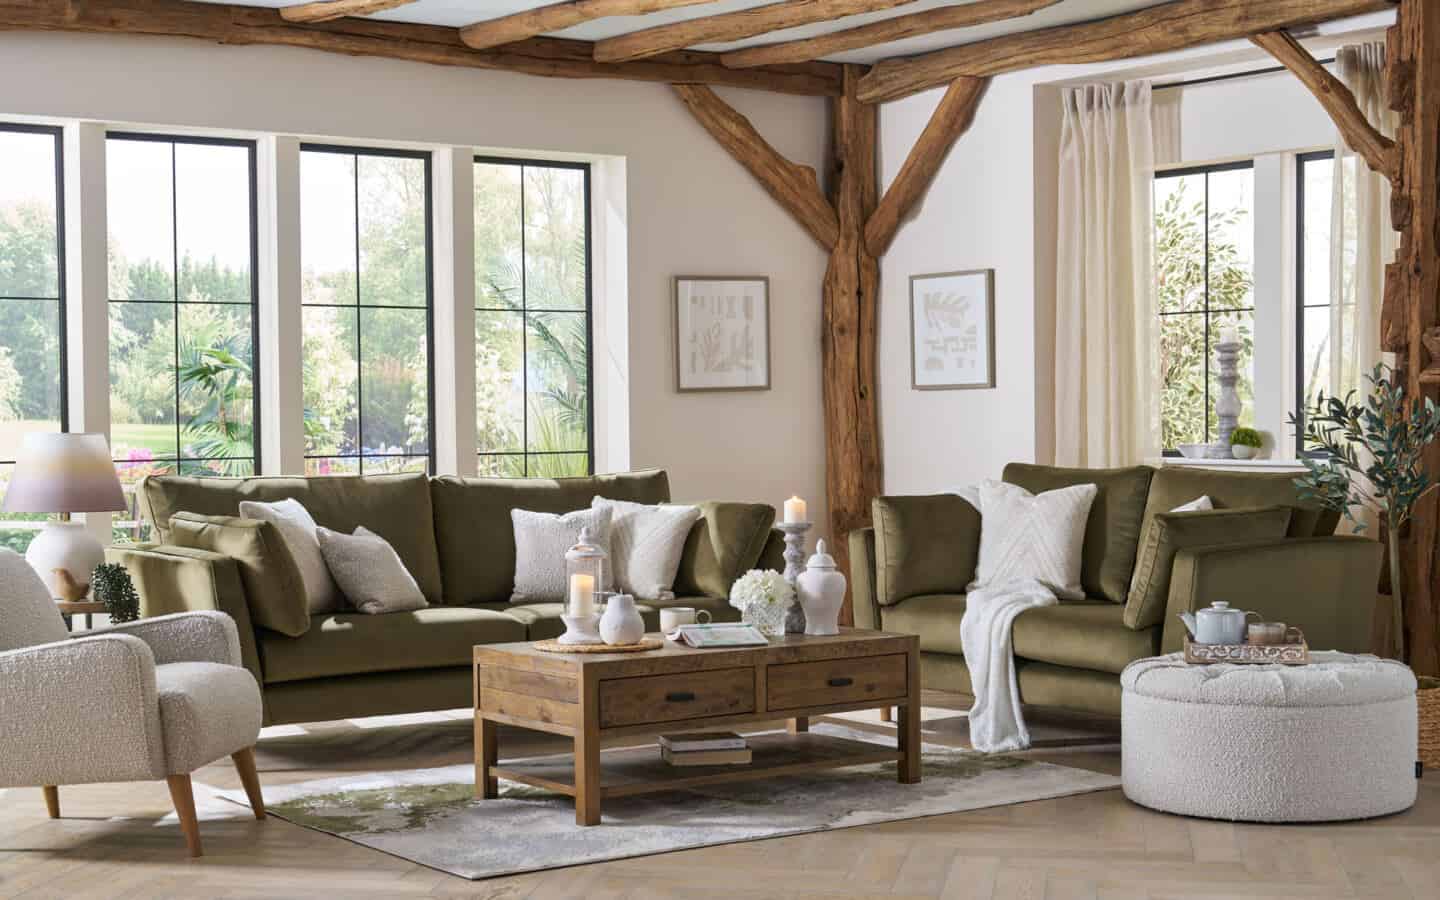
left=532, top=637, right=664, bottom=654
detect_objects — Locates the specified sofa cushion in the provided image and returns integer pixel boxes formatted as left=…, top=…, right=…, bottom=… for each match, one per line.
left=872, top=494, right=980, bottom=607
left=476, top=595, right=740, bottom=641
left=673, top=502, right=776, bottom=600
left=138, top=473, right=443, bottom=605
left=880, top=593, right=966, bottom=655
left=1003, top=463, right=1154, bottom=604
left=1143, top=467, right=1337, bottom=538
left=169, top=513, right=310, bottom=638
left=429, top=470, right=670, bottom=606
left=259, top=607, right=527, bottom=684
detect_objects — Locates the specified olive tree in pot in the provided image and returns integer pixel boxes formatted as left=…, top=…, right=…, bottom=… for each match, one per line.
left=1289, top=362, right=1440, bottom=660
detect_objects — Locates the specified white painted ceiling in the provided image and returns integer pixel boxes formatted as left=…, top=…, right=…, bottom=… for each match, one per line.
left=198, top=0, right=1174, bottom=64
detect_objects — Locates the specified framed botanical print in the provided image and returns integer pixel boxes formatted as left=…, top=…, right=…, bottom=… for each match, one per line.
left=673, top=276, right=771, bottom=392
left=909, top=269, right=995, bottom=390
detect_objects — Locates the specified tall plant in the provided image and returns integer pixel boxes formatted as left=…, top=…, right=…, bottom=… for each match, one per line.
left=1288, top=362, right=1440, bottom=660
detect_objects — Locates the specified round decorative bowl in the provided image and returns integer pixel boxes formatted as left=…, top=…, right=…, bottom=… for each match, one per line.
left=1231, top=444, right=1257, bottom=460
left=1177, top=443, right=1212, bottom=460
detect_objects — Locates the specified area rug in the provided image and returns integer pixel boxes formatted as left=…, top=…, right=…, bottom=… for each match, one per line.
left=217, top=724, right=1119, bottom=881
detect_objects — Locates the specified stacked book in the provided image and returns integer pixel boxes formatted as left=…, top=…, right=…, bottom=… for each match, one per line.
left=659, top=732, right=751, bottom=767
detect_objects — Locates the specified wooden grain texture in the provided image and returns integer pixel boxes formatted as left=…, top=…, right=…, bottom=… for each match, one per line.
left=41, top=785, right=59, bottom=819
left=766, top=652, right=907, bottom=710
left=279, top=0, right=417, bottom=23
left=863, top=75, right=986, bottom=255
left=165, top=774, right=202, bottom=858
left=481, top=686, right=580, bottom=728
left=721, top=0, right=1060, bottom=68
left=598, top=667, right=755, bottom=727
left=594, top=0, right=915, bottom=63
left=479, top=664, right=578, bottom=703
left=856, top=0, right=1394, bottom=103
left=0, top=0, right=845, bottom=97
left=459, top=0, right=714, bottom=51
left=230, top=748, right=266, bottom=821
left=672, top=82, right=840, bottom=249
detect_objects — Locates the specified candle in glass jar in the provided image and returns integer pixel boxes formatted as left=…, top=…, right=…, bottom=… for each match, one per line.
left=569, top=573, right=595, bottom=617
left=783, top=496, right=807, bottom=524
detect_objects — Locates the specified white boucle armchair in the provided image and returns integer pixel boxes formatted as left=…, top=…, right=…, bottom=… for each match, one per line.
left=0, top=549, right=265, bottom=857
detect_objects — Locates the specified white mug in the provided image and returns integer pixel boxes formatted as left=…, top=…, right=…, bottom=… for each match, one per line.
left=660, top=607, right=712, bottom=633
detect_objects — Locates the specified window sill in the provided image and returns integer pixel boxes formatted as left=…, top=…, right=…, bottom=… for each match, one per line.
left=1146, top=457, right=1307, bottom=471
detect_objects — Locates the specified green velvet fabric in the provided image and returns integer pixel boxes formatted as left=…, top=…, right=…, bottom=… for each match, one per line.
left=1124, top=505, right=1293, bottom=630
left=756, top=528, right=786, bottom=573
left=1161, top=535, right=1383, bottom=653
left=672, top=502, right=776, bottom=600
left=871, top=494, right=980, bottom=606
left=260, top=607, right=526, bottom=684
left=1002, top=463, right=1154, bottom=604
left=915, top=653, right=1122, bottom=717
left=429, top=469, right=670, bottom=605
left=168, top=512, right=310, bottom=638
left=849, top=527, right=879, bottom=631
left=1143, top=467, right=1338, bottom=538
left=881, top=593, right=966, bottom=655
left=262, top=667, right=474, bottom=727
left=138, top=472, right=444, bottom=605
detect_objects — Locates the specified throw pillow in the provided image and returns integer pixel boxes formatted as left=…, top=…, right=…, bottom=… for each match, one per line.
left=1124, top=505, right=1293, bottom=630
left=238, top=497, right=342, bottom=615
left=316, top=526, right=428, bottom=615
left=510, top=506, right=613, bottom=603
left=969, top=480, right=1098, bottom=600
left=871, top=493, right=981, bottom=606
left=1171, top=495, right=1214, bottom=513
left=591, top=497, right=700, bottom=601
left=672, top=501, right=776, bottom=600
left=169, top=512, right=311, bottom=637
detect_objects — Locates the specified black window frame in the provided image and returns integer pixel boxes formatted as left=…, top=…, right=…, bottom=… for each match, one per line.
left=299, top=142, right=436, bottom=476
left=1295, top=148, right=1337, bottom=458
left=473, top=154, right=594, bottom=477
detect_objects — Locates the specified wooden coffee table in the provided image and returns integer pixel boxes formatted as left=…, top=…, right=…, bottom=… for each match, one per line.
left=473, top=628, right=921, bottom=825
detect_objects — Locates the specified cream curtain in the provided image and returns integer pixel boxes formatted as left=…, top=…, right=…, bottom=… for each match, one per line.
left=1055, top=81, right=1179, bottom=466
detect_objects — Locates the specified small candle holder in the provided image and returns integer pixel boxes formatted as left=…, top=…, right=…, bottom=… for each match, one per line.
left=558, top=613, right=603, bottom=645
left=777, top=520, right=811, bottom=634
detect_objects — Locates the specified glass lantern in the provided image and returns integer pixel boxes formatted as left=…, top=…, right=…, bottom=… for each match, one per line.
left=564, top=526, right=607, bottom=619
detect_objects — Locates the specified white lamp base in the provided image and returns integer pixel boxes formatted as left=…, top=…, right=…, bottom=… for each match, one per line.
left=26, top=521, right=104, bottom=601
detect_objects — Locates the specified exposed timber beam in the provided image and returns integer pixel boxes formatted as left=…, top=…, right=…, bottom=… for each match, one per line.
left=459, top=0, right=715, bottom=52
left=595, top=0, right=916, bottom=64
left=280, top=0, right=418, bottom=24
left=857, top=0, right=1393, bottom=103
left=864, top=75, right=986, bottom=255
left=722, top=0, right=1059, bottom=69
left=1252, top=30, right=1398, bottom=181
left=0, top=0, right=843, bottom=96
left=672, top=83, right=840, bottom=249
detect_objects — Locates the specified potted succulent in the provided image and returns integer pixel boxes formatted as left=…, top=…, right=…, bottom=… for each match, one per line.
left=1229, top=426, right=1264, bottom=460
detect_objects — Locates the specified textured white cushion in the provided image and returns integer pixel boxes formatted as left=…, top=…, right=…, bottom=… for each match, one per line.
left=1171, top=495, right=1214, bottom=512
left=591, top=498, right=700, bottom=601
left=0, top=549, right=68, bottom=652
left=969, top=480, right=1097, bottom=599
left=239, top=498, right=342, bottom=614
left=317, top=526, right=428, bottom=615
left=155, top=661, right=262, bottom=775
left=510, top=506, right=613, bottom=604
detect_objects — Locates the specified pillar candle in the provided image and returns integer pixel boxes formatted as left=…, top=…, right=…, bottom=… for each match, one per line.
left=783, top=496, right=807, bottom=524
left=569, top=572, right=595, bottom=617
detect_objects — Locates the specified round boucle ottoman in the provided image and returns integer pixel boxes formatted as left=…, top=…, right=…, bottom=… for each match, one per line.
left=1121, top=651, right=1417, bottom=822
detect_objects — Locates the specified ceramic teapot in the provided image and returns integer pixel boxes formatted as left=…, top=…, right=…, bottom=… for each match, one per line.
left=1178, top=601, right=1259, bottom=645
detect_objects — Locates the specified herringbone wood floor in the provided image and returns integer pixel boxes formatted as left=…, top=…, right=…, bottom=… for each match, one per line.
left=2, top=691, right=1436, bottom=899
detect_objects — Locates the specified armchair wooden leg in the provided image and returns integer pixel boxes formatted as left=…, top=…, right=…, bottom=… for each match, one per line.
left=231, top=747, right=266, bottom=820
left=42, top=786, right=59, bottom=819
left=166, top=774, right=203, bottom=858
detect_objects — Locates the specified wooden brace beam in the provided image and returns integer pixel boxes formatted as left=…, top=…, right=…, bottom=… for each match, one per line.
left=280, top=0, right=418, bottom=23
left=459, top=0, right=715, bottom=52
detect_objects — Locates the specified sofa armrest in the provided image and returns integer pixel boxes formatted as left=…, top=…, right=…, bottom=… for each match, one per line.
left=849, top=527, right=880, bottom=631
left=81, top=611, right=242, bottom=668
left=106, top=544, right=263, bottom=682
left=1160, top=536, right=1383, bottom=654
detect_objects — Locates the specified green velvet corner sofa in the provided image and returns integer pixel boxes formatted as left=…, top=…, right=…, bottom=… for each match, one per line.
left=107, top=469, right=777, bottom=727
left=849, top=463, right=1384, bottom=718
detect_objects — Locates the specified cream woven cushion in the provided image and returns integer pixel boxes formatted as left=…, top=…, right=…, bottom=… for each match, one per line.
left=317, top=526, right=427, bottom=615
left=239, top=498, right=342, bottom=614
left=591, top=497, right=700, bottom=601
left=969, top=480, right=1097, bottom=599
left=510, top=506, right=613, bottom=603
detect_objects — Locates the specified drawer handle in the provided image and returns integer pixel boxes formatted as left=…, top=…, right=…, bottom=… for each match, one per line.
left=666, top=691, right=696, bottom=703
left=827, top=677, right=854, bottom=688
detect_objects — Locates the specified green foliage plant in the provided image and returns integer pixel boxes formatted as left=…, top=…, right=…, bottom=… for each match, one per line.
left=91, top=562, right=140, bottom=624
left=1229, top=426, right=1263, bottom=449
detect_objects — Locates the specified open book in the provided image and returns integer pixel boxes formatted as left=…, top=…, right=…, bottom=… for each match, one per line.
left=670, top=623, right=769, bottom=648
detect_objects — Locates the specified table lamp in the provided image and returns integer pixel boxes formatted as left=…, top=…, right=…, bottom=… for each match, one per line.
left=2, top=432, right=126, bottom=601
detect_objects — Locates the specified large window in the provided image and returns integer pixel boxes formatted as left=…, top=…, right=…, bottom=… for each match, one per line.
left=0, top=124, right=66, bottom=553
left=301, top=145, right=432, bottom=475
left=1155, top=162, right=1256, bottom=450
left=473, top=157, right=591, bottom=477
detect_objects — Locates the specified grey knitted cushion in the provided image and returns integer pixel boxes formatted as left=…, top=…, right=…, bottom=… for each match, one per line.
left=316, top=526, right=427, bottom=615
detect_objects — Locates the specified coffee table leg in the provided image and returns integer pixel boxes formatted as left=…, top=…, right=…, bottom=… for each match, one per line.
left=476, top=715, right=499, bottom=799
left=898, top=650, right=921, bottom=783
left=575, top=725, right=601, bottom=826
left=788, top=716, right=809, bottom=734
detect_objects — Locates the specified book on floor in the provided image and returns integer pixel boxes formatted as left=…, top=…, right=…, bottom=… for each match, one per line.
left=658, top=732, right=747, bottom=753
left=661, top=746, right=753, bottom=767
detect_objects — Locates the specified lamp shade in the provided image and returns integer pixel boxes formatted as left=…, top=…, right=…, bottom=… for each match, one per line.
left=2, top=432, right=126, bottom=514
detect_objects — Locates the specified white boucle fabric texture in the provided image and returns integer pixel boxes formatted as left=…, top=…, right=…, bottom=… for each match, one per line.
left=156, top=661, right=263, bottom=774
left=591, top=498, right=700, bottom=601
left=0, top=550, right=68, bottom=652
left=317, top=526, right=428, bottom=615
left=85, top=611, right=242, bottom=667
left=510, top=506, right=613, bottom=603
left=1121, top=652, right=1418, bottom=822
left=240, top=497, right=343, bottom=614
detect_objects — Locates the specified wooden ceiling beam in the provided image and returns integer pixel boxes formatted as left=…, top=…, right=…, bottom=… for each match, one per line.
left=722, top=0, right=1060, bottom=69
left=280, top=0, right=418, bottom=24
left=0, top=0, right=844, bottom=97
left=595, top=0, right=916, bottom=64
left=459, top=0, right=715, bottom=52
left=856, top=0, right=1394, bottom=104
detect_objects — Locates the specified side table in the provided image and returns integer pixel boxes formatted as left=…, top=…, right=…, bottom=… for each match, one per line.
left=56, top=600, right=107, bottom=632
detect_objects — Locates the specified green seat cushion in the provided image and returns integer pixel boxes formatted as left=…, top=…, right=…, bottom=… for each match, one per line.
left=138, top=472, right=443, bottom=605
left=1124, top=505, right=1293, bottom=629
left=169, top=512, right=310, bottom=638
left=1144, top=467, right=1337, bottom=538
left=871, top=494, right=980, bottom=607
left=880, top=593, right=966, bottom=654
left=429, top=470, right=671, bottom=606
left=476, top=595, right=740, bottom=641
left=1003, top=463, right=1154, bottom=604
left=260, top=606, right=527, bottom=684
left=672, top=502, right=777, bottom=600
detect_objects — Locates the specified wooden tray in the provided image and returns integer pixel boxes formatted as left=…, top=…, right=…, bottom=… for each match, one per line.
left=533, top=637, right=664, bottom=654
left=1184, top=632, right=1309, bottom=665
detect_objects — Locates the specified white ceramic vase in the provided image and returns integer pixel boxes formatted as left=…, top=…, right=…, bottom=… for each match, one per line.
left=1231, top=444, right=1257, bottom=460
left=26, top=520, right=104, bottom=600
left=599, top=593, right=645, bottom=645
left=796, top=540, right=846, bottom=636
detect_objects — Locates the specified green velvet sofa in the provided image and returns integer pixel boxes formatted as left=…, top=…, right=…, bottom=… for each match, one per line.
left=848, top=463, right=1383, bottom=718
left=106, top=469, right=778, bottom=727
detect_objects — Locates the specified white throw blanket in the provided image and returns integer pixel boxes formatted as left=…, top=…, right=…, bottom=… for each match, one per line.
left=960, top=578, right=1058, bottom=753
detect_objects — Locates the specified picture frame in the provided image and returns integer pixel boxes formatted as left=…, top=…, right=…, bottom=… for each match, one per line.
left=673, top=276, right=771, bottom=393
left=909, top=269, right=995, bottom=391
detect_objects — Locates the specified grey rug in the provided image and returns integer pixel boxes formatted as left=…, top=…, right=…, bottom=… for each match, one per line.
left=218, top=724, right=1118, bottom=881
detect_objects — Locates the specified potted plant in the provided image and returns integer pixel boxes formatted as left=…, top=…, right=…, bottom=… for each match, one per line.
left=91, top=562, right=140, bottom=624
left=1229, top=426, right=1264, bottom=460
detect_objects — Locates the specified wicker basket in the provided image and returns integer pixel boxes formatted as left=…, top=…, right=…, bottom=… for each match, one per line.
left=1420, top=676, right=1440, bottom=769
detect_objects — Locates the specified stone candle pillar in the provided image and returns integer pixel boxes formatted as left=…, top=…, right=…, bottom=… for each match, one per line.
left=776, top=521, right=810, bottom=634
left=1212, top=335, right=1242, bottom=459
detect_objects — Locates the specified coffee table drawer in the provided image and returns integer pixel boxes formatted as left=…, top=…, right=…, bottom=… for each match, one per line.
left=767, top=653, right=907, bottom=711
left=599, top=667, right=755, bottom=728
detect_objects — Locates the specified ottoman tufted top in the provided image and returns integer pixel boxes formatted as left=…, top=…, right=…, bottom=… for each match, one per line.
left=1121, top=651, right=1416, bottom=708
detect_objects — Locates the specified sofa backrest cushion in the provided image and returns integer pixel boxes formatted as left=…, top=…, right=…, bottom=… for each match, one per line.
left=169, top=512, right=311, bottom=637
left=671, top=501, right=777, bottom=600
left=138, top=473, right=443, bottom=605
left=1002, top=463, right=1155, bottom=604
left=430, top=469, right=670, bottom=606
left=1143, top=467, right=1337, bottom=538
left=871, top=494, right=980, bottom=607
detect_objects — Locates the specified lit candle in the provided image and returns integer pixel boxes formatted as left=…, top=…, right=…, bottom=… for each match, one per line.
left=783, top=496, right=807, bottom=524
left=569, top=573, right=595, bottom=617
left=1220, top=325, right=1240, bottom=346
